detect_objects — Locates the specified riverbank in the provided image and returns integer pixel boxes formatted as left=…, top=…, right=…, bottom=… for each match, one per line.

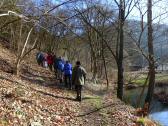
left=125, top=71, right=168, bottom=106
left=125, top=81, right=168, bottom=90
left=154, top=92, right=168, bottom=105
left=125, top=71, right=168, bottom=89
left=153, top=83, right=168, bottom=106
left=124, top=86, right=168, bottom=126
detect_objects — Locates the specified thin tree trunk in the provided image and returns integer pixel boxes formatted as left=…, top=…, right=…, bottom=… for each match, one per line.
left=92, top=56, right=97, bottom=80
left=117, top=0, right=125, bottom=100
left=88, top=30, right=98, bottom=81
left=91, top=54, right=93, bottom=72
left=137, top=73, right=149, bottom=107
left=15, top=27, right=33, bottom=76
left=99, top=61, right=103, bottom=78
left=10, top=23, right=15, bottom=50
left=145, top=0, right=155, bottom=108
left=117, top=63, right=124, bottom=100
left=102, top=41, right=109, bottom=89
left=21, top=37, right=38, bottom=60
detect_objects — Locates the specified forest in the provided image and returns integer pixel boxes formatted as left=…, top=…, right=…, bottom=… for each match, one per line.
left=0, top=0, right=168, bottom=126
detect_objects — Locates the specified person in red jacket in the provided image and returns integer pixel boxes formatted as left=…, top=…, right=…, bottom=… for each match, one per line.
left=47, top=52, right=54, bottom=71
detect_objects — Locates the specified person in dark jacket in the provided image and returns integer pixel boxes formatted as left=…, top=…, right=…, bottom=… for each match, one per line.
left=63, top=61, right=72, bottom=89
left=47, top=53, right=54, bottom=71
left=72, top=61, right=86, bottom=101
left=53, top=55, right=59, bottom=78
left=36, top=52, right=44, bottom=66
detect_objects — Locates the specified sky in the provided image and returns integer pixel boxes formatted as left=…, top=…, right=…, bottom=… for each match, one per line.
left=131, top=0, right=168, bottom=24
left=102, top=0, right=168, bottom=24
left=34, top=0, right=168, bottom=24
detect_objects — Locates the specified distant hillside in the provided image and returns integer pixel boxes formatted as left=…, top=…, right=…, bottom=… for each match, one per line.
left=126, top=20, right=168, bottom=66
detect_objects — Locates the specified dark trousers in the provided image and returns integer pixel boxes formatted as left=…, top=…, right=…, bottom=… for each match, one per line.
left=37, top=60, right=42, bottom=66
left=54, top=68, right=58, bottom=79
left=58, top=70, right=63, bottom=83
left=37, top=60, right=40, bottom=65
left=64, top=75, right=72, bottom=89
left=75, top=85, right=82, bottom=101
left=48, top=64, right=52, bottom=71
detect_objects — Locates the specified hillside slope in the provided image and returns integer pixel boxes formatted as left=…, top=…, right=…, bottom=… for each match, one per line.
left=0, top=43, right=154, bottom=126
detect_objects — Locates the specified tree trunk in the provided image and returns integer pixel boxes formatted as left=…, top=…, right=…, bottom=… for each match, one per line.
left=102, top=42, right=109, bottom=89
left=117, top=63, right=124, bottom=100
left=90, top=43, right=97, bottom=80
left=117, top=0, right=125, bottom=100
left=145, top=0, right=155, bottom=107
left=87, top=28, right=98, bottom=81
left=91, top=55, right=93, bottom=72
left=15, top=27, right=33, bottom=76
left=98, top=61, right=103, bottom=78
left=137, top=73, right=149, bottom=107
left=16, top=58, right=21, bottom=76
left=92, top=55, right=97, bottom=80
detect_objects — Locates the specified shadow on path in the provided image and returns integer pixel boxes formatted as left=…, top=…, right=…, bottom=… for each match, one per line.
left=82, top=97, right=100, bottom=100
left=0, top=75, right=75, bottom=102
left=83, top=85, right=108, bottom=96
left=21, top=67, right=67, bottom=89
left=33, top=88, right=75, bottom=101
left=76, top=102, right=120, bottom=117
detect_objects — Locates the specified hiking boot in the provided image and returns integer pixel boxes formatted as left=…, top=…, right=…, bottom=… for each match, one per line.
left=75, top=96, right=81, bottom=102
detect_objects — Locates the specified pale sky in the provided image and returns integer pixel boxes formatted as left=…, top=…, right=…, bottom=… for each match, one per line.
left=38, top=0, right=168, bottom=24
left=128, top=0, right=168, bottom=24
left=105, top=0, right=168, bottom=24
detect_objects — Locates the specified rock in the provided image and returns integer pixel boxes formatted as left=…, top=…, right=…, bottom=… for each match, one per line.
left=125, top=84, right=138, bottom=89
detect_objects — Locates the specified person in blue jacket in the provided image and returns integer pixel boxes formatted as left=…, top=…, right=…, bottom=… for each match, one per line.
left=63, top=61, right=72, bottom=89
left=57, top=57, right=64, bottom=83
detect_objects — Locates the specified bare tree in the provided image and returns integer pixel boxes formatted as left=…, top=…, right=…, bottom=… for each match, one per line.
left=145, top=0, right=155, bottom=107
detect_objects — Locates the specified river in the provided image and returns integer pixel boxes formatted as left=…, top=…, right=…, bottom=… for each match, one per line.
left=124, top=87, right=168, bottom=126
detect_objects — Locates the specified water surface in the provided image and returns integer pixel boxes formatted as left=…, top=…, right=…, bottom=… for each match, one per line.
left=124, top=87, right=168, bottom=126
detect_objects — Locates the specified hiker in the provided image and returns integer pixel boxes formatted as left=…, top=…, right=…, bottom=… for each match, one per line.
left=72, top=61, right=86, bottom=101
left=53, top=55, right=59, bottom=78
left=43, top=53, right=48, bottom=68
left=47, top=53, right=54, bottom=71
left=36, top=52, right=44, bottom=66
left=57, top=57, right=64, bottom=83
left=63, top=61, right=72, bottom=89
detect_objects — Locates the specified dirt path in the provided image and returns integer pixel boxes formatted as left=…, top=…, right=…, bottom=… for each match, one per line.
left=75, top=83, right=138, bottom=126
